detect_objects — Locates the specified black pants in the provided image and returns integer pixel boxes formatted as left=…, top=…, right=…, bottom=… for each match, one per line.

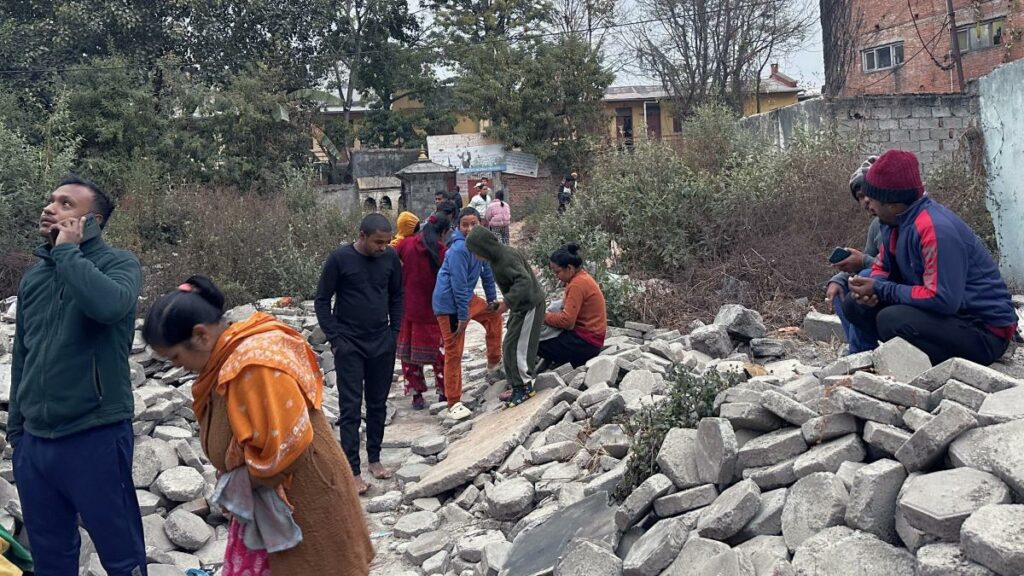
left=335, top=347, right=395, bottom=476
left=842, top=298, right=1009, bottom=366
left=538, top=330, right=601, bottom=368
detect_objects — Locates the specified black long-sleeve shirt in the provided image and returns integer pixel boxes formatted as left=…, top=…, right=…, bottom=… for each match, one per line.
left=314, top=244, right=403, bottom=358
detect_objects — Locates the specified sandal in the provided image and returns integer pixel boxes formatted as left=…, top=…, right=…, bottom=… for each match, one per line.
left=448, top=402, right=473, bottom=421
left=504, top=384, right=536, bottom=408
left=499, top=388, right=513, bottom=402
left=412, top=394, right=426, bottom=410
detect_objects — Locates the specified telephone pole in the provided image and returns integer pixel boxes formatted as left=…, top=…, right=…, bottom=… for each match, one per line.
left=946, top=0, right=966, bottom=92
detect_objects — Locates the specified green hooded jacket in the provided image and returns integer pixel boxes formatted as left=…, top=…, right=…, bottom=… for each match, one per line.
left=9, top=218, right=142, bottom=448
left=465, top=226, right=544, bottom=312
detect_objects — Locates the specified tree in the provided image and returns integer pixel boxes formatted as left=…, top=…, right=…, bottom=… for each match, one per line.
left=630, top=0, right=813, bottom=116
left=425, top=0, right=554, bottom=50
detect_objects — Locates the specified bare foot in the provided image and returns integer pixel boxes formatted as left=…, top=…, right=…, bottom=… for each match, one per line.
left=353, top=475, right=369, bottom=495
left=367, top=462, right=394, bottom=480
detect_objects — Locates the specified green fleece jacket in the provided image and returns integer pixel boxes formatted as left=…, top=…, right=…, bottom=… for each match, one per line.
left=9, top=220, right=142, bottom=448
left=465, top=226, right=545, bottom=312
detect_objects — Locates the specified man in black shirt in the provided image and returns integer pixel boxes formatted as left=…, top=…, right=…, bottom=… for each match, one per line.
left=315, top=213, right=403, bottom=494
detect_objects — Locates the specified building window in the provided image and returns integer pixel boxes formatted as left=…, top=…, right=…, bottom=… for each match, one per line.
left=672, top=115, right=683, bottom=133
left=958, top=18, right=1006, bottom=52
left=862, top=42, right=905, bottom=72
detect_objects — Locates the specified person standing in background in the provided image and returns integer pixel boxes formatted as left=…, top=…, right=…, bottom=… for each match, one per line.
left=485, top=190, right=512, bottom=245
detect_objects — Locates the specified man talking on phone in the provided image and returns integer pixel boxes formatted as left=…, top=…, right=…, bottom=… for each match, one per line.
left=9, top=174, right=146, bottom=575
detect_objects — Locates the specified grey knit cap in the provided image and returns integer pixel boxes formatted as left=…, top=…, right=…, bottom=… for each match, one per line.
left=849, top=156, right=878, bottom=200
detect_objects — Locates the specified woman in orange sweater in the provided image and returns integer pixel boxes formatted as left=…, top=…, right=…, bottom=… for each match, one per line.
left=539, top=243, right=608, bottom=368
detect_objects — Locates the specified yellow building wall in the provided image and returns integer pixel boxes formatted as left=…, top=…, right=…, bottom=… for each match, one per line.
left=742, top=92, right=799, bottom=117
left=391, top=93, right=481, bottom=134
left=603, top=101, right=679, bottom=140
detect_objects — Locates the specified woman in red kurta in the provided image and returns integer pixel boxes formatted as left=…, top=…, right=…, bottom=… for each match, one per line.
left=395, top=215, right=451, bottom=409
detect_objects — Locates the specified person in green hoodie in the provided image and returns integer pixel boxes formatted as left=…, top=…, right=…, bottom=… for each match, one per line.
left=10, top=174, right=146, bottom=576
left=465, top=226, right=546, bottom=407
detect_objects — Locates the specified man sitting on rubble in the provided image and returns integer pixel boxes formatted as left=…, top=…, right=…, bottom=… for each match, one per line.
left=842, top=149, right=1019, bottom=366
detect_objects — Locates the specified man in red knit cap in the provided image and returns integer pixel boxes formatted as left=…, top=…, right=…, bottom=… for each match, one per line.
left=842, top=149, right=1019, bottom=366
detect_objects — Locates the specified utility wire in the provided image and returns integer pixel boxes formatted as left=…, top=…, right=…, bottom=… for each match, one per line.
left=856, top=16, right=950, bottom=90
left=907, top=0, right=955, bottom=71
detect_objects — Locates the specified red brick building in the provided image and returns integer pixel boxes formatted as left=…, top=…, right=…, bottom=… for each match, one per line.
left=837, top=0, right=1023, bottom=96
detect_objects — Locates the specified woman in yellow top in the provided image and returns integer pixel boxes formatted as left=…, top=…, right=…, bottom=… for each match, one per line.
left=142, top=276, right=373, bottom=576
left=391, top=211, right=420, bottom=247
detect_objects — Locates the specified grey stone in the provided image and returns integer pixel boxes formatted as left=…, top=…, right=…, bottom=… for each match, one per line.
left=152, top=425, right=193, bottom=442
left=801, top=311, right=845, bottom=343
left=737, top=428, right=807, bottom=469
left=946, top=358, right=1019, bottom=393
left=960, top=504, right=1024, bottom=576
left=615, top=473, right=674, bottom=531
left=142, top=514, right=176, bottom=553
left=406, top=530, right=454, bottom=564
left=902, top=407, right=934, bottom=431
left=423, top=550, right=450, bottom=574
left=133, top=443, right=163, bottom=488
left=487, top=478, right=535, bottom=520
left=781, top=472, right=849, bottom=551
left=895, top=401, right=977, bottom=472
left=554, top=539, right=622, bottom=576
left=720, top=402, right=784, bottom=432
left=148, top=564, right=186, bottom=576
left=748, top=551, right=795, bottom=576
left=535, top=372, right=567, bottom=391
left=736, top=535, right=790, bottom=560
left=194, top=537, right=228, bottom=569
left=733, top=487, right=787, bottom=543
left=750, top=338, right=787, bottom=358
left=619, top=370, right=661, bottom=396
left=501, top=492, right=617, bottom=576
left=136, top=490, right=162, bottom=516
left=792, top=433, right=865, bottom=478
left=696, top=417, right=738, bottom=485
left=625, top=321, right=655, bottom=333
left=696, top=479, right=761, bottom=540
left=579, top=387, right=614, bottom=408
left=656, top=428, right=703, bottom=489
left=715, top=304, right=766, bottom=341
left=791, top=526, right=916, bottom=576
left=413, top=434, right=448, bottom=456
left=585, top=424, right=630, bottom=459
left=916, top=543, right=998, bottom=576
left=623, top=518, right=688, bottom=576
left=547, top=421, right=584, bottom=444
left=833, top=387, right=903, bottom=426
left=654, top=484, right=718, bottom=517
left=760, top=390, right=818, bottom=426
left=715, top=388, right=765, bottom=412
left=845, top=459, right=906, bottom=544
left=479, top=540, right=512, bottom=576
left=592, top=393, right=626, bottom=427
left=801, top=414, right=858, bottom=444
left=742, top=457, right=798, bottom=491
left=850, top=371, right=931, bottom=409
left=585, top=357, right=621, bottom=388
left=459, top=530, right=507, bottom=562
left=152, top=467, right=205, bottom=502
left=690, top=324, right=734, bottom=358
left=943, top=379, right=989, bottom=411
left=529, top=440, right=579, bottom=465
left=949, top=419, right=1024, bottom=497
left=873, top=337, right=932, bottom=383
left=899, top=468, right=1012, bottom=541
left=662, top=536, right=732, bottom=575
left=366, top=490, right=404, bottom=513
left=396, top=462, right=432, bottom=483
left=863, top=421, right=912, bottom=456
left=692, top=549, right=757, bottom=576
left=979, top=386, right=1024, bottom=425
left=412, top=497, right=442, bottom=512
left=163, top=509, right=212, bottom=552
left=394, top=510, right=442, bottom=539
left=584, top=462, right=626, bottom=496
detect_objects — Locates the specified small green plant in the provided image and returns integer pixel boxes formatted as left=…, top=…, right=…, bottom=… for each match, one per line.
left=617, top=367, right=739, bottom=499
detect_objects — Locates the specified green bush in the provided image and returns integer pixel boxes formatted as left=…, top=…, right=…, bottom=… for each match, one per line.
left=617, top=368, right=739, bottom=498
left=925, top=160, right=996, bottom=254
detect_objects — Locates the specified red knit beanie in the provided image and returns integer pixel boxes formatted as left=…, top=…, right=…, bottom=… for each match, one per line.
left=862, top=150, right=925, bottom=204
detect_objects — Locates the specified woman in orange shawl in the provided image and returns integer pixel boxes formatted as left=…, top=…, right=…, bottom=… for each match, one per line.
left=142, top=276, right=373, bottom=576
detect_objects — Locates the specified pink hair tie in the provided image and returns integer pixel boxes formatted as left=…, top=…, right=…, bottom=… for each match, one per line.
left=178, top=283, right=193, bottom=292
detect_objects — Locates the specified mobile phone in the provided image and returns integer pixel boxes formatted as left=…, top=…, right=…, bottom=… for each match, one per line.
left=829, top=247, right=852, bottom=264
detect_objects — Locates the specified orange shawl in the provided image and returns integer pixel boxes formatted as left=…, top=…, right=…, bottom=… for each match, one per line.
left=194, top=312, right=324, bottom=478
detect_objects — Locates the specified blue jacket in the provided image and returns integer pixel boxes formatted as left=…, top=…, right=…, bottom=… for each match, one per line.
left=432, top=229, right=497, bottom=320
left=871, top=196, right=1018, bottom=337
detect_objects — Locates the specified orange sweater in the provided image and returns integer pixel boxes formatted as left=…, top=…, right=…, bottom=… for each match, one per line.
left=545, top=270, right=607, bottom=348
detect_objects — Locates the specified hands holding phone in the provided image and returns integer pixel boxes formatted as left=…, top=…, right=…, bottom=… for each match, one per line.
left=830, top=247, right=866, bottom=274
left=52, top=215, right=93, bottom=246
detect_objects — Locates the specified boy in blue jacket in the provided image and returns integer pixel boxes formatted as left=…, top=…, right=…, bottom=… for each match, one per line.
left=843, top=150, right=1019, bottom=365
left=433, top=207, right=504, bottom=420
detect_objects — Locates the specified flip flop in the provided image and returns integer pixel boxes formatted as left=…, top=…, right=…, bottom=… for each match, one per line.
left=448, top=402, right=473, bottom=421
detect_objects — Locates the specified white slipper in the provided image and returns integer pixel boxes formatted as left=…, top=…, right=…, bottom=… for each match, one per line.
left=448, top=402, right=472, bottom=421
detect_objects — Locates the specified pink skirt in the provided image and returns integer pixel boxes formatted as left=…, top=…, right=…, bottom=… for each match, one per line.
left=221, top=518, right=271, bottom=576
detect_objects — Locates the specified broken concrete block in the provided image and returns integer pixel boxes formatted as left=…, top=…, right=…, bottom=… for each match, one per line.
left=619, top=370, right=662, bottom=396
left=553, top=539, right=622, bottom=576
left=750, top=338, right=787, bottom=358
left=663, top=536, right=732, bottom=575
left=696, top=417, right=738, bottom=486
left=850, top=371, right=931, bottom=409
left=949, top=419, right=1024, bottom=497
left=585, top=357, right=621, bottom=388
left=586, top=424, right=629, bottom=459
left=742, top=457, right=798, bottom=491
left=696, top=479, right=761, bottom=541
left=845, top=458, right=906, bottom=544
left=736, top=428, right=807, bottom=469
left=915, top=543, right=998, bottom=576
left=942, top=379, right=989, bottom=411
left=863, top=422, right=912, bottom=457
left=979, top=386, right=1024, bottom=425
left=614, top=474, right=674, bottom=531
left=656, top=428, right=702, bottom=489
left=902, top=407, right=934, bottom=431
left=947, top=358, right=1020, bottom=393
left=714, top=304, right=766, bottom=341
left=622, top=518, right=688, bottom=576
left=760, top=390, right=818, bottom=426
left=873, top=337, right=932, bottom=383
left=487, top=478, right=535, bottom=520
left=394, top=510, right=442, bottom=539
left=791, top=526, right=916, bottom=576
left=895, top=401, right=977, bottom=472
left=592, top=393, right=626, bottom=427
left=689, top=324, right=734, bottom=358
left=899, top=468, right=1011, bottom=541
left=801, top=414, right=858, bottom=444
left=960, top=504, right=1024, bottom=576
left=529, top=440, right=579, bottom=465
left=801, top=311, right=845, bottom=343
left=733, top=487, right=787, bottom=543
left=502, top=492, right=617, bottom=576
left=720, top=402, right=784, bottom=432
left=792, top=433, right=866, bottom=478
left=781, top=472, right=849, bottom=551
left=405, top=530, right=454, bottom=564
left=654, top=484, right=718, bottom=518
left=833, top=387, right=903, bottom=426
left=835, top=461, right=867, bottom=490
left=412, top=434, right=448, bottom=456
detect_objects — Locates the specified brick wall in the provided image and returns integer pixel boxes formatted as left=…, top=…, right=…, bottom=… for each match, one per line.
left=842, top=0, right=1023, bottom=96
left=738, top=93, right=978, bottom=170
left=501, top=173, right=562, bottom=220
